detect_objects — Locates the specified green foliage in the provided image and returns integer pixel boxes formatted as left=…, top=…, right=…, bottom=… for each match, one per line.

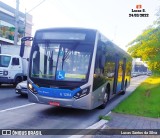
left=99, top=115, right=112, bottom=121
left=127, top=20, right=160, bottom=73
left=113, top=76, right=160, bottom=118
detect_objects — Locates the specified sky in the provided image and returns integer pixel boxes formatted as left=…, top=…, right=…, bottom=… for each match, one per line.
left=1, top=0, right=160, bottom=50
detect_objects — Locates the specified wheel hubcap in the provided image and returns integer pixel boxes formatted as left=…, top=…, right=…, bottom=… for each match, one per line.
left=104, top=93, right=108, bottom=103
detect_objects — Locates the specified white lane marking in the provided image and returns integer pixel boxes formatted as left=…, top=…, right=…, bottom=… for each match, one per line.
left=0, top=103, right=35, bottom=113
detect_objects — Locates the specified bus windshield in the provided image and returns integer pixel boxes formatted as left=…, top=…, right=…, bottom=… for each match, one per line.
left=30, top=41, right=93, bottom=82
left=0, top=55, right=11, bottom=67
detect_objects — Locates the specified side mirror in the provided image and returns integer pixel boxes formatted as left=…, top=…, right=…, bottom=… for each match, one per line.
left=21, top=37, right=33, bottom=42
left=20, top=41, right=25, bottom=57
left=20, top=37, right=33, bottom=57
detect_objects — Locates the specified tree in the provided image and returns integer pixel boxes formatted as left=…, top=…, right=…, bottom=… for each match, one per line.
left=127, top=18, right=160, bottom=74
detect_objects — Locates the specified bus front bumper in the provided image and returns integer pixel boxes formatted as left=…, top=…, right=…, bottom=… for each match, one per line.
left=28, top=90, right=92, bottom=110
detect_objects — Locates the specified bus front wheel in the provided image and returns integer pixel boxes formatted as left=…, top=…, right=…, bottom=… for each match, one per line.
left=121, top=80, right=127, bottom=95
left=99, top=88, right=109, bottom=109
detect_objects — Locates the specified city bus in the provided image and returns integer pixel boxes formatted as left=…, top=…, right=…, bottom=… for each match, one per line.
left=21, top=28, right=132, bottom=110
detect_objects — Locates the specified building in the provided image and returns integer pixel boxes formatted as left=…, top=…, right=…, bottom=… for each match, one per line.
left=0, top=1, right=32, bottom=46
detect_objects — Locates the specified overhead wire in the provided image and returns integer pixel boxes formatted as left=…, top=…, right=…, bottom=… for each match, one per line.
left=26, top=0, right=46, bottom=13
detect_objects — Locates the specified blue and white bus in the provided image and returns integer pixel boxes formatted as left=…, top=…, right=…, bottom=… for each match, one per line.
left=21, top=28, right=132, bottom=110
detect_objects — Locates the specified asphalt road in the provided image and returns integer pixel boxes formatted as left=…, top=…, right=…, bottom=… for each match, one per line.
left=0, top=76, right=148, bottom=138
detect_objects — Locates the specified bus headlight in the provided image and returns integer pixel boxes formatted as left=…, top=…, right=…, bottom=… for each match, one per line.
left=73, top=87, right=90, bottom=99
left=28, top=83, right=37, bottom=94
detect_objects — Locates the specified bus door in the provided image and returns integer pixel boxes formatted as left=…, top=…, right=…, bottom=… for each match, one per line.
left=117, top=60, right=124, bottom=93
left=113, top=55, right=119, bottom=94
left=121, top=58, right=126, bottom=90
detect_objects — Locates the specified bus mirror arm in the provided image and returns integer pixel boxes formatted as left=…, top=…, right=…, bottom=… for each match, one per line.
left=21, top=37, right=33, bottom=42
left=20, top=37, right=33, bottom=58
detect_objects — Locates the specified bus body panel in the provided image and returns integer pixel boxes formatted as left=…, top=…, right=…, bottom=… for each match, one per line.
left=92, top=82, right=107, bottom=108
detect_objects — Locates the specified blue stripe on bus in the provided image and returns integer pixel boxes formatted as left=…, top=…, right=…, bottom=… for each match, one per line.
left=32, top=84, right=81, bottom=99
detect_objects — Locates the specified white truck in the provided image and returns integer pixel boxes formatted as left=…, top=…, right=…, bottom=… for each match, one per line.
left=0, top=45, right=30, bottom=86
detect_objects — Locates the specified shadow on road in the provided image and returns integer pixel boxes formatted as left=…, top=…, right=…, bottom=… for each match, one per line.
left=40, top=106, right=96, bottom=117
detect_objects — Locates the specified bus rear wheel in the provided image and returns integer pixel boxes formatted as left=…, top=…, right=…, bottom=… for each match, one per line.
left=121, top=80, right=127, bottom=95
left=99, top=88, right=109, bottom=109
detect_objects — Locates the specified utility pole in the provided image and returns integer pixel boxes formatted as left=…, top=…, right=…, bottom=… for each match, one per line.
left=14, top=0, right=19, bottom=45
left=24, top=8, right=26, bottom=37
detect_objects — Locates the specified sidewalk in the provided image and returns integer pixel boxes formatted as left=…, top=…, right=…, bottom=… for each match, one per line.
left=83, top=112, right=160, bottom=138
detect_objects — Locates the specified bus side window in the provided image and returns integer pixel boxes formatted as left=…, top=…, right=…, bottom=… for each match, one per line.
left=94, top=41, right=106, bottom=75
left=32, top=51, right=40, bottom=76
left=93, top=41, right=106, bottom=91
left=95, top=51, right=100, bottom=74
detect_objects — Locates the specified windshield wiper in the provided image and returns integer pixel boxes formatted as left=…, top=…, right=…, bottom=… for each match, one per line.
left=61, top=42, right=80, bottom=70
left=61, top=49, right=70, bottom=70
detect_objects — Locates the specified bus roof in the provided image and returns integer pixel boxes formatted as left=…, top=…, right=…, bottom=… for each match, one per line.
left=35, top=27, right=98, bottom=33
left=34, top=27, right=131, bottom=59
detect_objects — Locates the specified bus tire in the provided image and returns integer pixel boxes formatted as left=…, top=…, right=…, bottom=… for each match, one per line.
left=121, top=79, right=127, bottom=95
left=99, top=86, right=110, bottom=109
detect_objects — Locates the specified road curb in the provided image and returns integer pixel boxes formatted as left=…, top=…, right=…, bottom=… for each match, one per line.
left=68, top=112, right=111, bottom=138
